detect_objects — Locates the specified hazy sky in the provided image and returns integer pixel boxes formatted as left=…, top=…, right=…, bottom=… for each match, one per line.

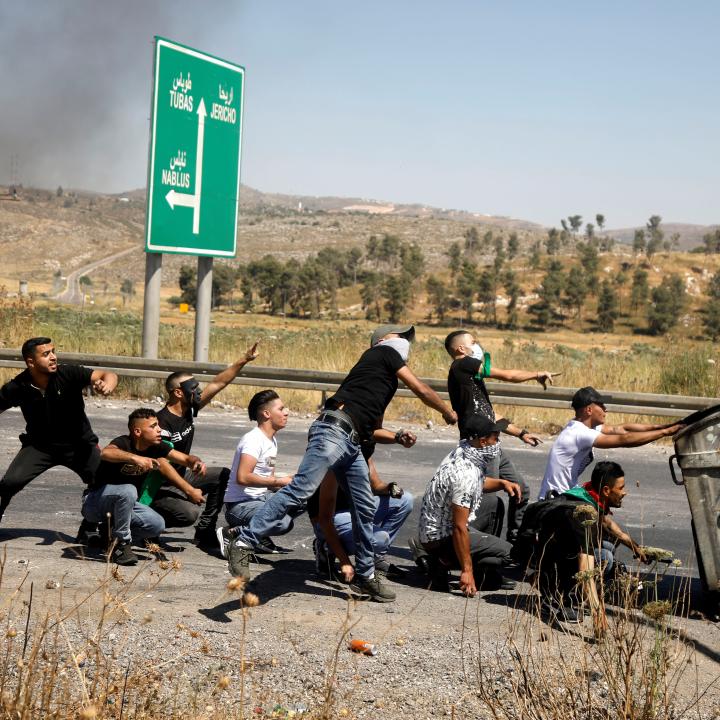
left=1, top=1, right=718, bottom=227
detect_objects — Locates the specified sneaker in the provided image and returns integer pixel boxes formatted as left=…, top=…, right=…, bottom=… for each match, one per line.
left=255, top=537, right=290, bottom=555
left=408, top=537, right=429, bottom=575
left=540, top=598, right=579, bottom=623
left=76, top=518, right=107, bottom=549
left=216, top=526, right=232, bottom=558
left=228, top=540, right=252, bottom=580
left=111, top=541, right=138, bottom=566
left=349, top=575, right=396, bottom=603
left=374, top=558, right=406, bottom=579
left=194, top=528, right=220, bottom=550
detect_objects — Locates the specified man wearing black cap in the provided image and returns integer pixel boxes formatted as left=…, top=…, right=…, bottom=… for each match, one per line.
left=418, top=415, right=521, bottom=597
left=227, top=324, right=457, bottom=602
left=538, top=386, right=682, bottom=499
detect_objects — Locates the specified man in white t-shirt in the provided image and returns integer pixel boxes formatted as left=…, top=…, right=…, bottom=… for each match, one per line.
left=217, top=390, right=294, bottom=557
left=538, top=386, right=683, bottom=499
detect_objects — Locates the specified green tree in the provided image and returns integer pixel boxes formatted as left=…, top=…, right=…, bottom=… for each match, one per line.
left=647, top=274, right=685, bottom=335
left=630, top=268, right=649, bottom=311
left=503, top=269, right=521, bottom=329
left=507, top=232, right=519, bottom=260
left=464, top=226, right=481, bottom=257
left=120, top=278, right=134, bottom=307
left=457, top=260, right=477, bottom=321
left=378, top=234, right=402, bottom=268
left=400, top=242, right=425, bottom=278
left=585, top=223, right=595, bottom=240
left=596, top=281, right=618, bottom=332
left=563, top=265, right=587, bottom=320
left=645, top=215, right=663, bottom=258
left=79, top=275, right=92, bottom=287
left=703, top=299, right=720, bottom=340
left=384, top=273, right=412, bottom=322
left=568, top=215, right=583, bottom=236
left=425, top=275, right=450, bottom=323
left=577, top=242, right=599, bottom=291
left=360, top=271, right=383, bottom=321
left=545, top=227, right=560, bottom=256
left=446, top=241, right=462, bottom=277
left=595, top=214, right=605, bottom=233
left=633, top=229, right=646, bottom=255
left=529, top=241, right=542, bottom=270
left=702, top=230, right=720, bottom=255
left=529, top=259, right=564, bottom=328
left=477, top=270, right=497, bottom=325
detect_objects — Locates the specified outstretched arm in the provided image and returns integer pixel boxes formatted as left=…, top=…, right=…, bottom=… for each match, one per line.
left=90, top=369, right=118, bottom=396
left=396, top=366, right=457, bottom=424
left=594, top=423, right=682, bottom=449
left=489, top=368, right=560, bottom=390
left=199, top=342, right=259, bottom=409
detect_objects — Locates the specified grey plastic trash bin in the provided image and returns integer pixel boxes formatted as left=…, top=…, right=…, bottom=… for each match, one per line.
left=669, top=405, right=720, bottom=609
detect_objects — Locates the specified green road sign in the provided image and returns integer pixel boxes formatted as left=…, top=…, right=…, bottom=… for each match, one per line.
left=145, top=37, right=244, bottom=257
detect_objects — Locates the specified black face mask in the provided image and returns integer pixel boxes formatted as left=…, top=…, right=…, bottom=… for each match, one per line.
left=179, top=379, right=202, bottom=417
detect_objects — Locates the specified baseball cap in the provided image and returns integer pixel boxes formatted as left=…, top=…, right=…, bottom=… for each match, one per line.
left=571, top=386, right=608, bottom=410
left=370, top=324, right=416, bottom=347
left=465, top=415, right=509, bottom=439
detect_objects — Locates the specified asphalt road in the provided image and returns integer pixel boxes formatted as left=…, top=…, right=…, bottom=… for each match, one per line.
left=0, top=401, right=699, bottom=579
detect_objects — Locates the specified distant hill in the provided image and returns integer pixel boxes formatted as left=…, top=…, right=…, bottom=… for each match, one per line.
left=609, top=223, right=719, bottom=252
left=119, top=184, right=544, bottom=232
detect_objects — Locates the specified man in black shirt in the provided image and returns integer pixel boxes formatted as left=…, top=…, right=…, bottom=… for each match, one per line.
left=228, top=324, right=457, bottom=602
left=0, top=337, right=118, bottom=530
left=155, top=342, right=258, bottom=549
left=444, top=330, right=558, bottom=542
left=82, top=408, right=204, bottom=565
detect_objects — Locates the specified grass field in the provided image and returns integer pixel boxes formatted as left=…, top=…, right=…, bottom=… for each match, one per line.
left=1, top=298, right=717, bottom=431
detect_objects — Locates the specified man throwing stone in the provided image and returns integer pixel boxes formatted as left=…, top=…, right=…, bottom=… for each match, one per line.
left=538, top=386, right=683, bottom=499
left=228, top=324, right=457, bottom=602
left=444, top=330, right=558, bottom=542
left=155, top=342, right=259, bottom=549
left=0, top=337, right=117, bottom=530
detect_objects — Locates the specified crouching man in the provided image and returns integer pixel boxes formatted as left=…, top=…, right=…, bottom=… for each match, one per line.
left=418, top=415, right=520, bottom=595
left=82, top=408, right=204, bottom=566
left=529, top=461, right=638, bottom=635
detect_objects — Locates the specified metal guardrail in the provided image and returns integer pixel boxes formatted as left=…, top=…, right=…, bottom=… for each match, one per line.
left=0, top=349, right=715, bottom=417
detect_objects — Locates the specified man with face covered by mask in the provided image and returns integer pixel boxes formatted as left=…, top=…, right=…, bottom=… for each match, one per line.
left=444, top=331, right=559, bottom=543
left=155, top=342, right=259, bottom=549
left=227, top=325, right=457, bottom=602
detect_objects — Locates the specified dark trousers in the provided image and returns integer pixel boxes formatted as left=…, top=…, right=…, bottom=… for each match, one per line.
left=150, top=465, right=229, bottom=532
left=486, top=447, right=530, bottom=543
left=423, top=495, right=513, bottom=570
left=0, top=443, right=101, bottom=520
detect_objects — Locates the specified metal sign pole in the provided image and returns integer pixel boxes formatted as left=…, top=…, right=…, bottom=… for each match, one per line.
left=142, top=253, right=163, bottom=358
left=194, top=255, right=213, bottom=361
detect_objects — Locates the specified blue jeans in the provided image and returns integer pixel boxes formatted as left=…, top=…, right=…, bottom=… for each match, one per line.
left=235, top=416, right=377, bottom=578
left=82, top=484, right=165, bottom=543
left=596, top=539, right=616, bottom=577
left=315, top=492, right=414, bottom=560
left=225, top=495, right=294, bottom=537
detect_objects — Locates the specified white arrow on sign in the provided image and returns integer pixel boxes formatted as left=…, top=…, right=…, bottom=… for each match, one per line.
left=164, top=98, right=207, bottom=234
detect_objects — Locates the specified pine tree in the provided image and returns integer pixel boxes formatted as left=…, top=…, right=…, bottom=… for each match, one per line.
left=596, top=281, right=618, bottom=332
